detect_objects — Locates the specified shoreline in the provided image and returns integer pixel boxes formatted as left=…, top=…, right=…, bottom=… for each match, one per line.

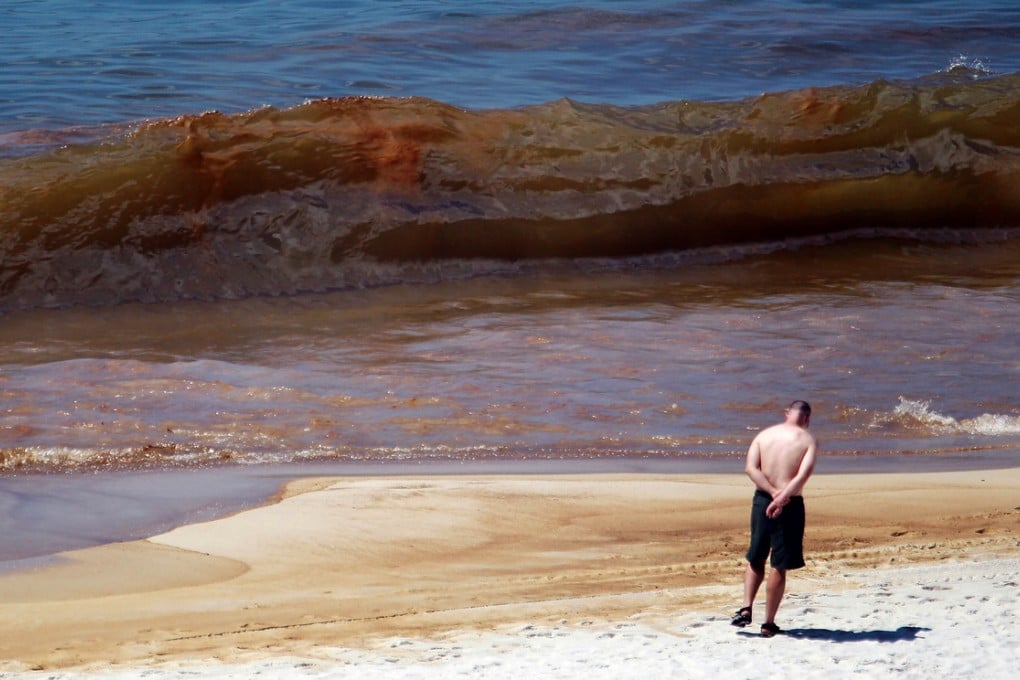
left=3, top=447, right=1019, bottom=564
left=0, top=467, right=1016, bottom=675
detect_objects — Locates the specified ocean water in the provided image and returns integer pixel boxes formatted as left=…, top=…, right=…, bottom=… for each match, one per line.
left=2, top=1, right=1020, bottom=536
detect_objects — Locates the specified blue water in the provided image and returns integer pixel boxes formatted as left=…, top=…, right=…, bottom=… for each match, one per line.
left=3, top=0, right=1019, bottom=134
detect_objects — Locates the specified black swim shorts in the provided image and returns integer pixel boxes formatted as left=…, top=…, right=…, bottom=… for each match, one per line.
left=745, top=488, right=806, bottom=570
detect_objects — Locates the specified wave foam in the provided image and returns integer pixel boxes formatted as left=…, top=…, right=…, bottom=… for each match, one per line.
left=888, top=397, right=1020, bottom=436
left=944, top=54, right=994, bottom=77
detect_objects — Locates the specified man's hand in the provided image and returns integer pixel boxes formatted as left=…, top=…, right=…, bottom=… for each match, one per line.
left=765, top=497, right=786, bottom=518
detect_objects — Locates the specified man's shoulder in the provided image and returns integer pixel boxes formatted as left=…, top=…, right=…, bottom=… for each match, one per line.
left=757, top=422, right=787, bottom=438
left=797, top=426, right=818, bottom=445
left=760, top=422, right=802, bottom=439
left=759, top=423, right=815, bottom=454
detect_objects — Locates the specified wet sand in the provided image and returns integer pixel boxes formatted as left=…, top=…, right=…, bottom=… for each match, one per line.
left=0, top=466, right=1016, bottom=675
left=4, top=449, right=1018, bottom=563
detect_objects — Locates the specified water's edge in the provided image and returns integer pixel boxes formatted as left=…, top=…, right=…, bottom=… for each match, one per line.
left=3, top=449, right=1018, bottom=566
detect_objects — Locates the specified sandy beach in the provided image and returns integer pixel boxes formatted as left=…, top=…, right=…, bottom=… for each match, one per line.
left=0, top=467, right=1016, bottom=678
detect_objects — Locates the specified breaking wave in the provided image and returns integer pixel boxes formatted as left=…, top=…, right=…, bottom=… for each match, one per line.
left=884, top=397, right=1020, bottom=437
left=3, top=71, right=1020, bottom=311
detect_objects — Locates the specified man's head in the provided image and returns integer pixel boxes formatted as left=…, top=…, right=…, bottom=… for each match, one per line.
left=786, top=400, right=811, bottom=426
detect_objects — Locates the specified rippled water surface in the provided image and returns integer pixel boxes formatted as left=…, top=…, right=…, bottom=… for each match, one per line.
left=3, top=236, right=1018, bottom=472
left=4, top=0, right=1020, bottom=134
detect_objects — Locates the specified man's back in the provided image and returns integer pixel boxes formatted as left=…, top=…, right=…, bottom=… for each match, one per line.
left=754, top=422, right=816, bottom=493
left=744, top=402, right=817, bottom=502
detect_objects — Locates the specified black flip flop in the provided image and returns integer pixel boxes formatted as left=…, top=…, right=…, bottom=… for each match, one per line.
left=730, top=607, right=752, bottom=627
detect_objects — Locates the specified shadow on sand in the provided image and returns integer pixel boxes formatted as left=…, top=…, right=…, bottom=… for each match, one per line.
left=738, top=626, right=930, bottom=642
left=785, top=626, right=930, bottom=642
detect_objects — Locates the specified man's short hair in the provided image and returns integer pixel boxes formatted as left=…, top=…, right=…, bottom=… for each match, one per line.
left=788, top=400, right=811, bottom=415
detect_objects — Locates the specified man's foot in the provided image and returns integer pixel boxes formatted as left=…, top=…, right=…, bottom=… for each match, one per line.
left=730, top=607, right=752, bottom=627
left=760, top=622, right=781, bottom=638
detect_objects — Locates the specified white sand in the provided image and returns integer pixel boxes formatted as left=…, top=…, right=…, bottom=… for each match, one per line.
left=14, top=557, right=1018, bottom=680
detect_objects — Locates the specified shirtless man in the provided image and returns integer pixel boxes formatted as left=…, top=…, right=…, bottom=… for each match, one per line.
left=731, top=400, right=817, bottom=637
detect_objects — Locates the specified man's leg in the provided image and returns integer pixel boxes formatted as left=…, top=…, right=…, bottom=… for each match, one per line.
left=731, top=561, right=764, bottom=626
left=737, top=491, right=771, bottom=626
left=764, top=567, right=786, bottom=624
left=743, top=561, right=765, bottom=609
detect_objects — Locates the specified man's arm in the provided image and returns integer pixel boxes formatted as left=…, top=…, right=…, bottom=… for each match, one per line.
left=744, top=435, right=781, bottom=497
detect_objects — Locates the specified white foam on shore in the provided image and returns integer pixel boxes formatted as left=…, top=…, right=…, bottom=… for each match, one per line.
left=14, top=558, right=1020, bottom=680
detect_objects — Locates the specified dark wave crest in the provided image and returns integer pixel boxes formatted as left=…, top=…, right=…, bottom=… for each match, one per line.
left=3, top=71, right=1020, bottom=311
